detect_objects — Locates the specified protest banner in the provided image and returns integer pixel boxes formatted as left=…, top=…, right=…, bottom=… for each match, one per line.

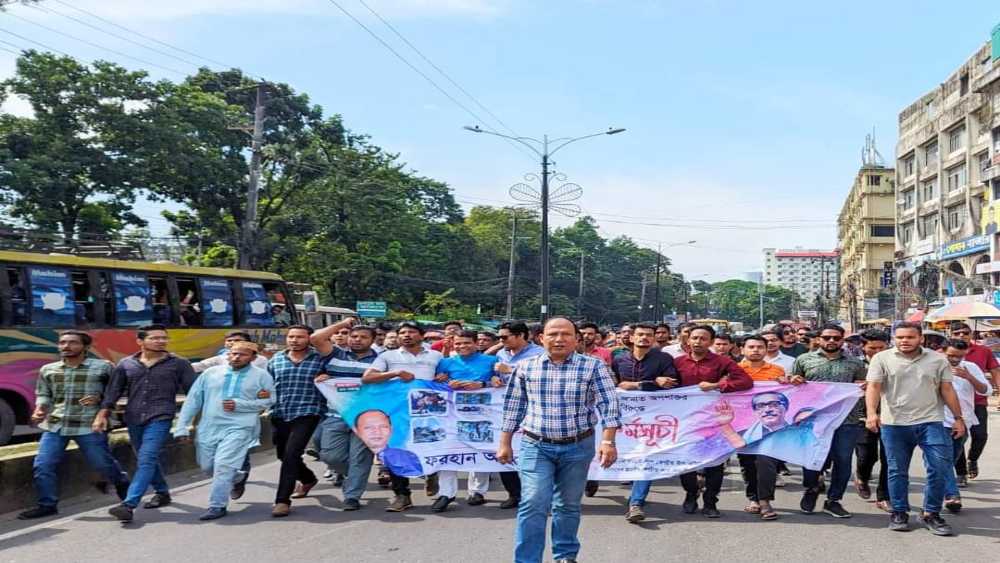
left=316, top=378, right=861, bottom=480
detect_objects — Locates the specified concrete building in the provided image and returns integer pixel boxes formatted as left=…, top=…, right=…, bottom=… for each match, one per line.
left=973, top=24, right=1000, bottom=289
left=762, top=248, right=840, bottom=305
left=895, top=36, right=996, bottom=302
left=837, top=147, right=896, bottom=330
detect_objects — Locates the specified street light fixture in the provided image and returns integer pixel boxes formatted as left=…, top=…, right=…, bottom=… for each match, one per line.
left=464, top=124, right=627, bottom=320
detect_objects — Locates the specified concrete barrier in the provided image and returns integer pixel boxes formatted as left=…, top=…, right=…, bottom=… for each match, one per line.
left=0, top=417, right=274, bottom=514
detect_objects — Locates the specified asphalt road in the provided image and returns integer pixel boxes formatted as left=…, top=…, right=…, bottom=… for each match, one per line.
left=2, top=414, right=998, bottom=563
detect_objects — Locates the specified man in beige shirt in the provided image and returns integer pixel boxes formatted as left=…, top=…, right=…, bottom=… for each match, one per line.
left=865, top=322, right=965, bottom=537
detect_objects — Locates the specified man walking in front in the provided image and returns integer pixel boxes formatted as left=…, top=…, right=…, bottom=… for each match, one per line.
left=96, top=325, right=196, bottom=522
left=497, top=317, right=620, bottom=563
left=866, top=322, right=966, bottom=536
left=19, top=331, right=130, bottom=520
left=173, top=341, right=274, bottom=520
left=783, top=323, right=866, bottom=519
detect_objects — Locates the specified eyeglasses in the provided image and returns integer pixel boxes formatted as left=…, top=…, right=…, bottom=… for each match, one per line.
left=819, top=335, right=842, bottom=341
left=753, top=401, right=784, bottom=410
left=952, top=330, right=971, bottom=336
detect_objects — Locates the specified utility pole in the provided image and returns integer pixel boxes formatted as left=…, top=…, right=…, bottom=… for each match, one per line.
left=540, top=139, right=550, bottom=320
left=758, top=275, right=765, bottom=329
left=505, top=212, right=518, bottom=320
left=239, top=83, right=266, bottom=270
left=653, top=244, right=662, bottom=323
left=639, top=275, right=648, bottom=319
left=577, top=249, right=585, bottom=315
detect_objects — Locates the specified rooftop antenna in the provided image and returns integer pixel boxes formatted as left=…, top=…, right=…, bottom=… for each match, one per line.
left=862, top=127, right=885, bottom=168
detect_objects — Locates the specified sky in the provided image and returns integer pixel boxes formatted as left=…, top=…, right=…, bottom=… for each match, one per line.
left=2, top=0, right=999, bottom=282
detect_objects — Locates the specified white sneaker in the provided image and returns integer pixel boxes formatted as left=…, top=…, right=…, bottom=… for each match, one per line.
left=323, top=469, right=334, bottom=480
left=775, top=475, right=786, bottom=488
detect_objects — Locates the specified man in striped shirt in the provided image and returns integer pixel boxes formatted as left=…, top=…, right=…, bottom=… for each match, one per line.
left=313, top=323, right=379, bottom=511
left=498, top=317, right=621, bottom=563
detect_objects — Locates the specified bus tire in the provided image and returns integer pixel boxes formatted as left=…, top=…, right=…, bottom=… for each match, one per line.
left=0, top=398, right=14, bottom=446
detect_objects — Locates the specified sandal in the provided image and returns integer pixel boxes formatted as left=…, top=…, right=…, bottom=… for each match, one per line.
left=760, top=508, right=778, bottom=520
left=744, top=501, right=761, bottom=514
left=874, top=500, right=890, bottom=512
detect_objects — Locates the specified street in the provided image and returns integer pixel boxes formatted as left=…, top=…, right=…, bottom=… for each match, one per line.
left=1, top=415, right=998, bottom=563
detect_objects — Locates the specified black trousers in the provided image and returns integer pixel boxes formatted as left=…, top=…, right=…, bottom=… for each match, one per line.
left=680, top=464, right=724, bottom=506
left=955, top=404, right=989, bottom=472
left=500, top=471, right=521, bottom=499
left=855, top=429, right=888, bottom=501
left=738, top=454, right=778, bottom=502
left=272, top=415, right=321, bottom=504
left=389, top=472, right=410, bottom=497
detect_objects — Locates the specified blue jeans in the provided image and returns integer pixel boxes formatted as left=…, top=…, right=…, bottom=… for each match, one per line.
left=318, top=416, right=374, bottom=501
left=628, top=480, right=654, bottom=507
left=803, top=423, right=863, bottom=502
left=943, top=432, right=968, bottom=498
left=124, top=420, right=172, bottom=508
left=881, top=422, right=952, bottom=514
left=515, top=436, right=595, bottom=563
left=33, top=431, right=129, bottom=508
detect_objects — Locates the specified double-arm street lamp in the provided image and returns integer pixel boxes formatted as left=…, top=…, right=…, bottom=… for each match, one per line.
left=463, top=125, right=626, bottom=320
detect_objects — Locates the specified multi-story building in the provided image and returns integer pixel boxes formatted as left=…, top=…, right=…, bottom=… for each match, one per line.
left=972, top=24, right=1000, bottom=287
left=837, top=147, right=896, bottom=330
left=762, top=248, right=840, bottom=305
left=895, top=35, right=996, bottom=301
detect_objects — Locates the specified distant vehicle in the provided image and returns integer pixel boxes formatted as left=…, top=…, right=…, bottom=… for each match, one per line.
left=296, top=304, right=358, bottom=330
left=690, top=319, right=731, bottom=333
left=0, top=250, right=295, bottom=445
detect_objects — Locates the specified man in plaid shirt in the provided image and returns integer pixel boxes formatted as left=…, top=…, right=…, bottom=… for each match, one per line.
left=497, top=317, right=621, bottom=563
left=268, top=324, right=328, bottom=517
left=19, top=331, right=130, bottom=520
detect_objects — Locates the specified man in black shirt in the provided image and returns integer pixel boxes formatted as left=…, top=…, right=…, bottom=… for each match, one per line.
left=612, top=323, right=679, bottom=523
left=779, top=327, right=809, bottom=358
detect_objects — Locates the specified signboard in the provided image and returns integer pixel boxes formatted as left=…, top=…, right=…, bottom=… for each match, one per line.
left=993, top=22, right=1000, bottom=61
left=939, top=235, right=990, bottom=260
left=914, top=239, right=936, bottom=256
left=356, top=300, right=388, bottom=318
left=798, top=310, right=817, bottom=319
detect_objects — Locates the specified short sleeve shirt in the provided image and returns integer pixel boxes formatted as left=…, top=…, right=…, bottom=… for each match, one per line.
left=963, top=343, right=998, bottom=406
left=866, top=347, right=953, bottom=425
left=436, top=352, right=498, bottom=383
left=371, top=347, right=444, bottom=380
left=793, top=350, right=867, bottom=425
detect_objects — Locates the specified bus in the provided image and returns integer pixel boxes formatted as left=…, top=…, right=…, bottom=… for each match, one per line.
left=0, top=250, right=296, bottom=444
left=297, top=304, right=358, bottom=330
left=689, top=318, right=731, bottom=334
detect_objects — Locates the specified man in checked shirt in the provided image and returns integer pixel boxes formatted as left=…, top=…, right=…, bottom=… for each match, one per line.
left=496, top=317, right=621, bottom=563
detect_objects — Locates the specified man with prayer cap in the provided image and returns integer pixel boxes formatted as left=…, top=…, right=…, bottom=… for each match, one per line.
left=174, top=341, right=275, bottom=520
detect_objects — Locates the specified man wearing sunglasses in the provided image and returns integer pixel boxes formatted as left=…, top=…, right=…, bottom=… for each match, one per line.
left=782, top=323, right=867, bottom=519
left=948, top=322, right=997, bottom=481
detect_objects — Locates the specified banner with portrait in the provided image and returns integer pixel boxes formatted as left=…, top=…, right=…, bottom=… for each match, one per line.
left=316, top=379, right=862, bottom=480
left=111, top=271, right=152, bottom=327
left=199, top=278, right=233, bottom=327
left=28, top=267, right=74, bottom=327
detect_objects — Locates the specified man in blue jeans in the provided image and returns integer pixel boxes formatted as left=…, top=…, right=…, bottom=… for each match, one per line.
left=497, top=317, right=621, bottom=563
left=865, top=322, right=966, bottom=536
left=95, top=324, right=196, bottom=523
left=19, top=331, right=130, bottom=520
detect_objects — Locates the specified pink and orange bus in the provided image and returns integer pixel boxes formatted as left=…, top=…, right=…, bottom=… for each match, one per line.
left=0, top=250, right=296, bottom=444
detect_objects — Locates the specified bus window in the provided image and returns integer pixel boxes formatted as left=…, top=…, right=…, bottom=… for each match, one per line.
left=241, top=281, right=274, bottom=326
left=98, top=271, right=113, bottom=326
left=263, top=281, right=291, bottom=326
left=7, top=267, right=28, bottom=325
left=199, top=278, right=233, bottom=327
left=28, top=267, right=74, bottom=327
left=70, top=270, right=95, bottom=326
left=151, top=276, right=171, bottom=325
left=112, top=271, right=153, bottom=327
left=176, top=277, right=202, bottom=327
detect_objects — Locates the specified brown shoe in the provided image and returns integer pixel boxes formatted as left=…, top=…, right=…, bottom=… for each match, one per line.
left=386, top=494, right=413, bottom=512
left=425, top=474, right=439, bottom=497
left=290, top=480, right=318, bottom=499
left=271, top=503, right=291, bottom=518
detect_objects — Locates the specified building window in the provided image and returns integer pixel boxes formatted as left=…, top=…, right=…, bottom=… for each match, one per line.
left=960, top=73, right=969, bottom=96
left=867, top=175, right=881, bottom=186
left=946, top=164, right=966, bottom=192
left=925, top=141, right=939, bottom=166
left=919, top=215, right=938, bottom=238
left=978, top=151, right=990, bottom=175
left=901, top=189, right=915, bottom=209
left=921, top=180, right=936, bottom=201
left=901, top=223, right=914, bottom=243
left=903, top=155, right=915, bottom=177
left=946, top=204, right=966, bottom=230
left=870, top=225, right=894, bottom=237
left=949, top=126, right=965, bottom=153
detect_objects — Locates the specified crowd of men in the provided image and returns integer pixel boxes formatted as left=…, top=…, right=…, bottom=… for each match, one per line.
left=18, top=315, right=997, bottom=563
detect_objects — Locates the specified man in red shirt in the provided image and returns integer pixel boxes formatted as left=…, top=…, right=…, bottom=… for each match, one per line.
left=673, top=325, right=753, bottom=517
left=579, top=322, right=612, bottom=366
left=431, top=321, right=463, bottom=357
left=949, top=322, right=998, bottom=480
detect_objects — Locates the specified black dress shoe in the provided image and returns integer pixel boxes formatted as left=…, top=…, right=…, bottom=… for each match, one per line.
left=230, top=480, right=247, bottom=500
left=109, top=503, right=134, bottom=522
left=143, top=493, right=172, bottom=509
left=18, top=506, right=58, bottom=520
left=431, top=496, right=454, bottom=513
left=702, top=505, right=721, bottom=518
left=584, top=481, right=599, bottom=497
left=682, top=494, right=699, bottom=514
left=467, top=493, right=486, bottom=506
left=499, top=496, right=520, bottom=509
left=115, top=480, right=131, bottom=501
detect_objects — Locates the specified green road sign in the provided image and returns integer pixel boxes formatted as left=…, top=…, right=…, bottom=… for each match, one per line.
left=356, top=301, right=388, bottom=318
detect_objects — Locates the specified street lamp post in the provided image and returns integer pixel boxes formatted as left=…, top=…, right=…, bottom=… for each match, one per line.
left=652, top=241, right=696, bottom=323
left=464, top=126, right=626, bottom=320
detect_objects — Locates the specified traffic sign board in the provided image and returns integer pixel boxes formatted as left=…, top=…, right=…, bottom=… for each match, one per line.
left=356, top=301, right=388, bottom=318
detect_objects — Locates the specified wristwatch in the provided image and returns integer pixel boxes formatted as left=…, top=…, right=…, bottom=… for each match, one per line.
left=601, top=440, right=616, bottom=447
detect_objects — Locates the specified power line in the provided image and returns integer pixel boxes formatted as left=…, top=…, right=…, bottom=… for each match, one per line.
left=357, top=0, right=520, bottom=139
left=49, top=0, right=248, bottom=75
left=2, top=9, right=188, bottom=76
left=0, top=29, right=72, bottom=57
left=323, top=0, right=536, bottom=163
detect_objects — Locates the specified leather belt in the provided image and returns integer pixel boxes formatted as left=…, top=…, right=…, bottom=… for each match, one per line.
left=522, top=428, right=594, bottom=444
